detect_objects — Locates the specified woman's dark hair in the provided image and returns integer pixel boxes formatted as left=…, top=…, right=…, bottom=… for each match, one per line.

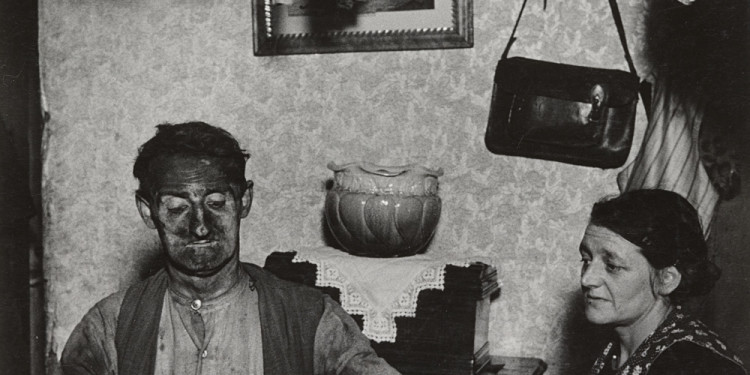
left=133, top=122, right=250, bottom=199
left=589, top=189, right=720, bottom=301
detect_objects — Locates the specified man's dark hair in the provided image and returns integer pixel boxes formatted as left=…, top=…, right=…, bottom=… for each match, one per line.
left=133, top=122, right=250, bottom=199
left=589, top=189, right=721, bottom=302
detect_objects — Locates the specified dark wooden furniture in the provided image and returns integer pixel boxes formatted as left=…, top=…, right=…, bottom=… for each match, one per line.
left=264, top=251, right=546, bottom=375
left=480, top=356, right=548, bottom=375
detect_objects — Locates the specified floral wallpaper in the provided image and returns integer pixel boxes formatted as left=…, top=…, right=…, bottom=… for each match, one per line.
left=40, top=0, right=650, bottom=373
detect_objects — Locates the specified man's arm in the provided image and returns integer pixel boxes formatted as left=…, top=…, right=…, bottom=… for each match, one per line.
left=60, top=293, right=122, bottom=375
left=313, top=296, right=401, bottom=375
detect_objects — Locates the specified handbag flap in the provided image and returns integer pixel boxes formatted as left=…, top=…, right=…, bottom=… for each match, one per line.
left=494, top=57, right=639, bottom=107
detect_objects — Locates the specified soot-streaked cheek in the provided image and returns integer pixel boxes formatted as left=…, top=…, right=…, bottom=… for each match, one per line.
left=206, top=212, right=234, bottom=231
left=160, top=216, right=191, bottom=236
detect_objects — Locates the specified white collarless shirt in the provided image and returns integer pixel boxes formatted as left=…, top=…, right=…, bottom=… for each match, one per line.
left=155, top=272, right=264, bottom=375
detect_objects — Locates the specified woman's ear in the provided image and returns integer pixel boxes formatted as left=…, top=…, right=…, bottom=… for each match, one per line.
left=657, top=266, right=682, bottom=296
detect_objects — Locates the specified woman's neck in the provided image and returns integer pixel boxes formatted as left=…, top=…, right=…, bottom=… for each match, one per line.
left=614, top=299, right=673, bottom=366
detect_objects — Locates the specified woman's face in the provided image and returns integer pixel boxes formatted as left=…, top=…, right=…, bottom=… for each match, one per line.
left=579, top=224, right=662, bottom=327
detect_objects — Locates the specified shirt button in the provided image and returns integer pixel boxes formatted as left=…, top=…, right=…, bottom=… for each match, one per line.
left=191, top=299, right=202, bottom=311
left=201, top=350, right=208, bottom=358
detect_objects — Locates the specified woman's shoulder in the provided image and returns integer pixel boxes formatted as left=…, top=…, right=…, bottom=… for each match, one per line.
left=650, top=341, right=746, bottom=375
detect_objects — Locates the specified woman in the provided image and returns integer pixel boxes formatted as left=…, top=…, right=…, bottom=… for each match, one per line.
left=579, top=189, right=746, bottom=374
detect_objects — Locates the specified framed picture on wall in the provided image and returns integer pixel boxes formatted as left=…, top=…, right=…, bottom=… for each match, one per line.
left=252, top=0, right=473, bottom=55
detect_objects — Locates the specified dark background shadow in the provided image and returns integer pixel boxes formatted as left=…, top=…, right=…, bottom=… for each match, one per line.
left=555, top=291, right=612, bottom=374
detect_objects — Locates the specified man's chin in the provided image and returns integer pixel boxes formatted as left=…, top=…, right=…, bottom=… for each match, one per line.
left=183, top=266, right=223, bottom=277
left=168, top=257, right=234, bottom=277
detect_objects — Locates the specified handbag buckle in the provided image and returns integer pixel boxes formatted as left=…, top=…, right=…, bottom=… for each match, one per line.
left=587, top=84, right=607, bottom=124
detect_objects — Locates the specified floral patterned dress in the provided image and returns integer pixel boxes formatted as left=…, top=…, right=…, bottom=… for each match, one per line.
left=590, top=306, right=746, bottom=375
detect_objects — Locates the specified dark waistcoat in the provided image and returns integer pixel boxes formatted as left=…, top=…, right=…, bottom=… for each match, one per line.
left=115, top=263, right=324, bottom=375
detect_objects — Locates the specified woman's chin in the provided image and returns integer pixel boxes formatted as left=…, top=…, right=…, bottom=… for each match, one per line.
left=584, top=308, right=611, bottom=325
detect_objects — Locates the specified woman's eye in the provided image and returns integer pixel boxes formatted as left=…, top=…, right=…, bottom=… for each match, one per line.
left=605, top=263, right=622, bottom=272
left=580, top=259, right=591, bottom=273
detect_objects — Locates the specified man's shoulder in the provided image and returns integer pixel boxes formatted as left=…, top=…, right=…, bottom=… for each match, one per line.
left=94, top=288, right=128, bottom=313
left=85, top=270, right=167, bottom=322
left=71, top=288, right=128, bottom=338
left=85, top=285, right=140, bottom=324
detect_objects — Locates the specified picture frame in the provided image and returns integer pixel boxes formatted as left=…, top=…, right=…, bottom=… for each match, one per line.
left=252, top=0, right=474, bottom=56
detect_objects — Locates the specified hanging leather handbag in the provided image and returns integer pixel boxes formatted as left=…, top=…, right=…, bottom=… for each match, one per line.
left=485, top=0, right=648, bottom=168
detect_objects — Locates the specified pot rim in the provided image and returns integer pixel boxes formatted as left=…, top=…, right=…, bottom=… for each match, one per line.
left=327, top=161, right=444, bottom=178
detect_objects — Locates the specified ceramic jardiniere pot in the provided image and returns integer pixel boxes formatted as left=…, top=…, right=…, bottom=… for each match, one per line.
left=325, top=161, right=443, bottom=257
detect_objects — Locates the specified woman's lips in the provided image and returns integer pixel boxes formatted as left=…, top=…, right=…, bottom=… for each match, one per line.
left=585, top=294, right=607, bottom=302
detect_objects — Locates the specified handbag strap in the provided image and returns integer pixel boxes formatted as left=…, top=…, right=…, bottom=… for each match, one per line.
left=501, top=0, right=637, bottom=76
left=500, top=0, right=652, bottom=118
left=607, top=0, right=636, bottom=74
left=500, top=0, right=532, bottom=61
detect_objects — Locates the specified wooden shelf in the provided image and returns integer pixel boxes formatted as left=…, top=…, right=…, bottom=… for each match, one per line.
left=479, top=356, right=547, bottom=375
left=263, top=252, right=544, bottom=375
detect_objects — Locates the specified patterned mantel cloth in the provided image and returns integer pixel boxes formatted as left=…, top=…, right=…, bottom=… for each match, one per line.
left=290, top=246, right=496, bottom=343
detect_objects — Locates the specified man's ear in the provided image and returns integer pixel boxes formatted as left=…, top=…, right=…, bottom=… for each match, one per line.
left=657, top=266, right=682, bottom=296
left=240, top=180, right=253, bottom=218
left=135, top=193, right=157, bottom=229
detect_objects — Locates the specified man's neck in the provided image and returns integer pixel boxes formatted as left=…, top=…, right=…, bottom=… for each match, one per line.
left=166, top=260, right=243, bottom=301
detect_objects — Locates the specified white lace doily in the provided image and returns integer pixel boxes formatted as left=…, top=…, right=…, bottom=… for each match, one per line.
left=292, top=246, right=494, bottom=343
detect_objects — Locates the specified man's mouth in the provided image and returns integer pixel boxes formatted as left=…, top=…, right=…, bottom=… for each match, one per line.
left=187, top=240, right=215, bottom=248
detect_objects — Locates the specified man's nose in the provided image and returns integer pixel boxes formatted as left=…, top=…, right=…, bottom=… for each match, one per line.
left=189, top=206, right=210, bottom=238
left=581, top=263, right=602, bottom=289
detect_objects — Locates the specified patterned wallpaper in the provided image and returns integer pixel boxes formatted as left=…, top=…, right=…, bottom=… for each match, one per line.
left=40, top=0, right=650, bottom=373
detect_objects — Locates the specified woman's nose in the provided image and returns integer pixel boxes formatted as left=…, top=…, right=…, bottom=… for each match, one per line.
left=580, top=263, right=602, bottom=288
left=189, top=207, right=210, bottom=238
